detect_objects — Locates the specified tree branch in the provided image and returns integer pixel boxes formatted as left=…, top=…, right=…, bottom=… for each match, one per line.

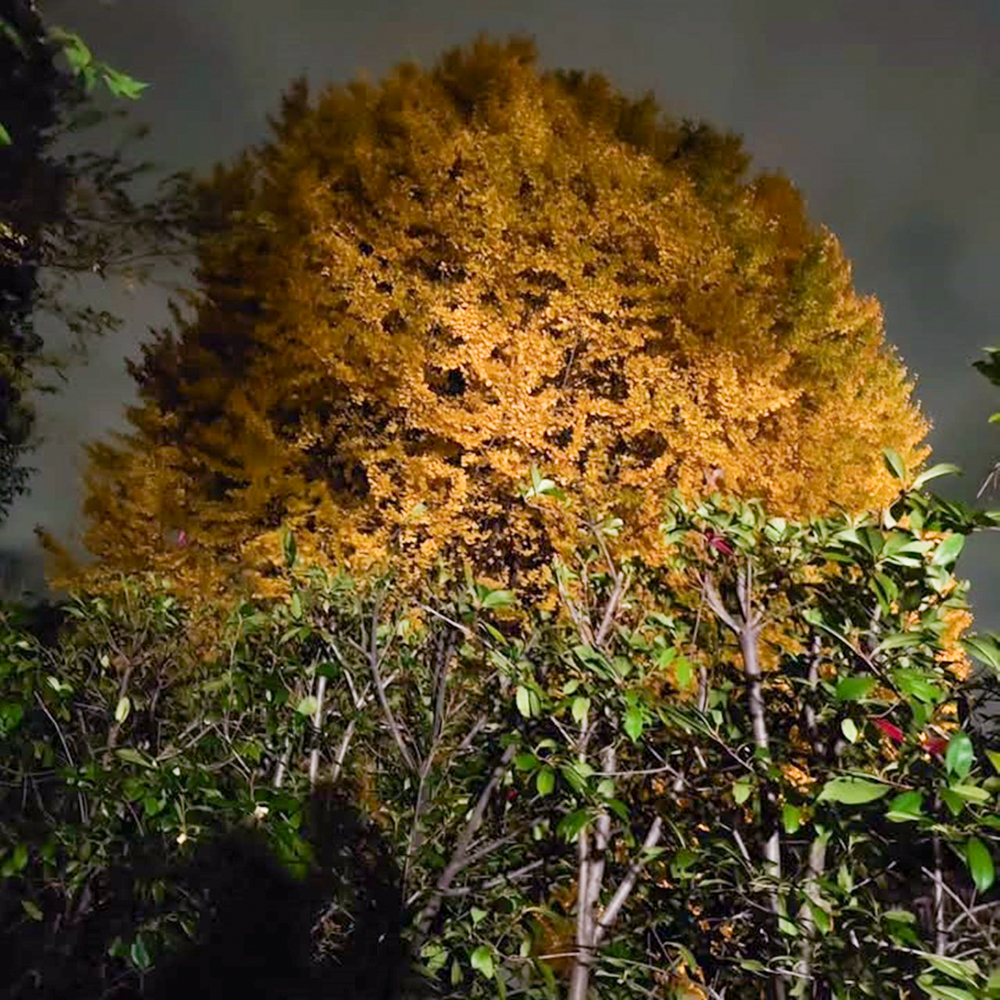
left=367, top=595, right=415, bottom=771
left=413, top=743, right=516, bottom=942
left=593, top=814, right=663, bottom=946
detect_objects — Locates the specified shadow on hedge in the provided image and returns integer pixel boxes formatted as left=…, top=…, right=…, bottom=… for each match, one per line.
left=3, top=782, right=419, bottom=1000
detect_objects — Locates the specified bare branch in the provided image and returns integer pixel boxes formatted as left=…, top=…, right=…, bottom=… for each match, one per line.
left=308, top=672, right=328, bottom=787
left=701, top=573, right=741, bottom=634
left=594, top=571, right=630, bottom=649
left=413, top=743, right=517, bottom=941
left=933, top=831, right=947, bottom=955
left=35, top=693, right=87, bottom=825
left=593, top=815, right=663, bottom=945
left=367, top=595, right=415, bottom=771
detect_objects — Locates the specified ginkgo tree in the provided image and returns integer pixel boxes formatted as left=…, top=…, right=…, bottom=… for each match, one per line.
left=37, top=35, right=928, bottom=624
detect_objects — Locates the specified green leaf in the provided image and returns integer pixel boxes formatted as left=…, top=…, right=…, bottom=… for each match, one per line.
left=516, top=685, right=539, bottom=718
left=100, top=67, right=148, bottom=99
left=50, top=28, right=92, bottom=72
left=886, top=790, right=924, bottom=822
left=282, top=528, right=297, bottom=569
left=809, top=900, right=831, bottom=935
left=129, top=935, right=152, bottom=970
left=115, top=747, right=155, bottom=769
left=911, top=463, right=962, bottom=490
left=945, top=731, right=974, bottom=780
left=950, top=783, right=990, bottom=803
left=114, top=696, right=131, bottom=724
left=623, top=704, right=644, bottom=742
left=963, top=634, right=1000, bottom=672
left=142, top=795, right=163, bottom=817
left=941, top=788, right=966, bottom=817
left=481, top=589, right=515, bottom=609
left=817, top=777, right=890, bottom=804
left=782, top=803, right=802, bottom=834
left=0, top=121, right=11, bottom=145
left=470, top=906, right=487, bottom=926
left=9, top=843, right=28, bottom=872
left=670, top=847, right=698, bottom=878
left=932, top=533, right=965, bottom=568
left=571, top=696, right=590, bottom=724
left=733, top=779, right=752, bottom=805
left=675, top=655, right=694, bottom=689
left=557, top=809, right=591, bottom=842
left=0, top=701, right=24, bottom=735
left=514, top=753, right=538, bottom=771
left=893, top=669, right=943, bottom=704
left=421, top=942, right=448, bottom=974
left=289, top=591, right=303, bottom=620
left=835, top=676, right=879, bottom=702
left=605, top=797, right=630, bottom=822
left=841, top=718, right=858, bottom=743
left=561, top=761, right=593, bottom=794
left=296, top=696, right=318, bottom=716
left=919, top=952, right=981, bottom=985
left=536, top=767, right=555, bottom=796
left=987, top=749, right=1000, bottom=775
left=871, top=572, right=899, bottom=611
left=919, top=987, right=976, bottom=1000
left=21, top=899, right=43, bottom=921
left=470, top=945, right=494, bottom=980
left=880, top=632, right=924, bottom=651
left=966, top=837, right=995, bottom=893
left=883, top=447, right=907, bottom=481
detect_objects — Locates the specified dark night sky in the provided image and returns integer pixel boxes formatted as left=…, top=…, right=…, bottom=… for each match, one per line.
left=4, top=0, right=1000, bottom=624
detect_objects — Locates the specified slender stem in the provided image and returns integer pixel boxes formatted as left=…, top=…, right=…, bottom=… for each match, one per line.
left=367, top=597, right=414, bottom=770
left=593, top=815, right=663, bottom=946
left=272, top=735, right=292, bottom=789
left=308, top=672, right=327, bottom=786
left=36, top=693, right=88, bottom=825
left=330, top=717, right=356, bottom=782
left=794, top=833, right=828, bottom=997
left=704, top=568, right=785, bottom=1000
left=568, top=819, right=593, bottom=1000
left=594, top=572, right=629, bottom=649
left=412, top=744, right=516, bottom=945
left=933, top=830, right=947, bottom=955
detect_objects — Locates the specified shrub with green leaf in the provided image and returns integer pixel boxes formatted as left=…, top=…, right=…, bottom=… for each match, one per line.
left=2, top=461, right=1000, bottom=999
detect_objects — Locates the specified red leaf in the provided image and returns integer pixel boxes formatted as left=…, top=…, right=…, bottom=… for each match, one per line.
left=924, top=737, right=948, bottom=757
left=177, top=530, right=188, bottom=548
left=704, top=530, right=734, bottom=556
left=872, top=718, right=905, bottom=743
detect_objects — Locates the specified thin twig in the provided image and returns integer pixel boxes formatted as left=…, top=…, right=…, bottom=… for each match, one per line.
left=593, top=815, right=664, bottom=946
left=413, top=743, right=517, bottom=944
left=35, top=693, right=87, bottom=825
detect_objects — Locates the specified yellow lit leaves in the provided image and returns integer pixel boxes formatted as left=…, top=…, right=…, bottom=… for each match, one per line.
left=50, top=37, right=928, bottom=614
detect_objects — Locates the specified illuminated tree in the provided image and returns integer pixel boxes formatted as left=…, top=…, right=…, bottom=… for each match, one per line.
left=39, top=36, right=927, bottom=619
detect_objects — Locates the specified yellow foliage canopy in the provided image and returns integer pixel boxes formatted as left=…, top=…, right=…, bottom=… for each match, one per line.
left=40, top=37, right=928, bottom=615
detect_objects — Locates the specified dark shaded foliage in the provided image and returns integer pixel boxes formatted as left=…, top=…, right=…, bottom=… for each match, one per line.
left=2, top=783, right=416, bottom=1000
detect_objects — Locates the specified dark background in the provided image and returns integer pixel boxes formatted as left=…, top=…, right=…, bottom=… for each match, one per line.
left=3, top=0, right=999, bottom=625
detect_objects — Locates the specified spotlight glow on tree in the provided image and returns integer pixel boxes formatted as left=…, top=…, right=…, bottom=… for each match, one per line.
left=39, top=36, right=927, bottom=616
